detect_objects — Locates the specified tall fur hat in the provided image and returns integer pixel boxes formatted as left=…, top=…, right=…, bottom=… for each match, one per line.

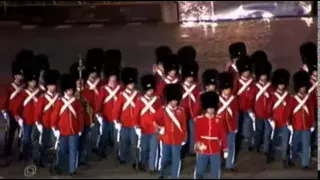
left=86, top=48, right=104, bottom=67
left=44, top=69, right=60, bottom=86
left=85, top=59, right=102, bottom=75
left=254, top=60, right=272, bottom=79
left=140, top=74, right=156, bottom=91
left=251, top=50, right=268, bottom=65
left=121, top=67, right=138, bottom=85
left=164, top=84, right=182, bottom=102
left=229, top=42, right=247, bottom=59
left=163, top=54, right=180, bottom=74
left=200, top=91, right=219, bottom=110
left=155, top=45, right=172, bottom=64
left=103, top=63, right=120, bottom=79
left=24, top=61, right=40, bottom=83
left=34, top=54, right=50, bottom=71
left=218, top=72, right=234, bottom=90
left=271, top=69, right=290, bottom=88
left=12, top=49, right=34, bottom=76
left=177, top=45, right=197, bottom=66
left=60, top=73, right=76, bottom=93
left=69, top=62, right=89, bottom=82
left=236, top=55, right=253, bottom=73
left=293, top=71, right=311, bottom=93
left=12, top=59, right=25, bottom=76
left=181, top=61, right=199, bottom=79
left=105, top=49, right=122, bottom=69
left=299, top=42, right=316, bottom=64
left=202, top=69, right=219, bottom=86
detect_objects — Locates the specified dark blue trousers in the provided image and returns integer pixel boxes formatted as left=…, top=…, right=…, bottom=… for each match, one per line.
left=141, top=133, right=158, bottom=171
left=290, top=130, right=311, bottom=167
left=119, top=127, right=138, bottom=164
left=159, top=143, right=182, bottom=179
left=57, top=135, right=79, bottom=173
left=194, top=153, right=221, bottom=179
left=79, top=126, right=91, bottom=164
left=254, top=119, right=272, bottom=153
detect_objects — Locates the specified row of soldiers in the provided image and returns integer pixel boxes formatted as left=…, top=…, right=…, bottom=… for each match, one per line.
left=0, top=41, right=317, bottom=179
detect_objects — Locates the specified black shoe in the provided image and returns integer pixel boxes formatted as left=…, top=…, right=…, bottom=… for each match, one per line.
left=119, top=160, right=126, bottom=165
left=79, top=161, right=87, bottom=166
left=302, top=166, right=311, bottom=170
left=69, top=172, right=76, bottom=177
left=158, top=176, right=164, bottom=179
left=138, top=163, right=146, bottom=171
left=98, top=152, right=107, bottom=159
left=226, top=168, right=236, bottom=172
left=54, top=166, right=63, bottom=175
left=288, top=160, right=295, bottom=167
left=266, top=154, right=274, bottom=164
left=248, top=146, right=254, bottom=152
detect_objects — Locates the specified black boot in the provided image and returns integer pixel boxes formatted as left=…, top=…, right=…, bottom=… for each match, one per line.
left=288, top=160, right=295, bottom=167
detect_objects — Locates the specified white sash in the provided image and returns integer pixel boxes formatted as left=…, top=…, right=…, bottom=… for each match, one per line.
left=217, top=95, right=235, bottom=117
left=9, top=83, right=23, bottom=100
left=122, top=91, right=138, bottom=111
left=255, top=82, right=271, bottom=101
left=23, top=89, right=39, bottom=106
left=87, top=79, right=100, bottom=95
left=302, top=64, right=309, bottom=72
left=308, top=81, right=318, bottom=94
left=182, top=84, right=196, bottom=102
left=43, top=93, right=59, bottom=112
left=140, top=96, right=157, bottom=115
left=103, top=85, right=120, bottom=104
left=273, top=91, right=288, bottom=110
left=60, top=97, right=77, bottom=118
left=164, top=77, right=179, bottom=84
left=156, top=69, right=164, bottom=79
left=293, top=95, right=309, bottom=115
left=165, top=107, right=182, bottom=132
left=200, top=136, right=218, bottom=140
left=231, top=63, right=238, bottom=72
left=237, top=78, right=253, bottom=95
left=40, top=84, right=46, bottom=91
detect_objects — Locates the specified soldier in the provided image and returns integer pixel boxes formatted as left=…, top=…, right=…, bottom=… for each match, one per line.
left=307, top=61, right=317, bottom=153
left=153, top=45, right=172, bottom=83
left=156, top=84, right=187, bottom=179
left=34, top=54, right=50, bottom=92
left=267, top=69, right=291, bottom=167
left=251, top=60, right=273, bottom=154
left=250, top=50, right=269, bottom=78
left=133, top=74, right=162, bottom=172
left=96, top=64, right=122, bottom=158
left=299, top=42, right=316, bottom=73
left=193, top=91, right=228, bottom=179
left=217, top=72, right=238, bottom=171
left=193, top=69, right=219, bottom=117
left=34, top=69, right=60, bottom=167
left=233, top=55, right=255, bottom=151
left=225, top=42, right=247, bottom=78
left=155, top=54, right=180, bottom=101
left=289, top=71, right=315, bottom=169
left=177, top=45, right=197, bottom=76
left=51, top=73, right=84, bottom=176
left=112, top=67, right=140, bottom=168
left=12, top=63, right=41, bottom=161
left=1, top=52, right=27, bottom=159
left=180, top=62, right=200, bottom=155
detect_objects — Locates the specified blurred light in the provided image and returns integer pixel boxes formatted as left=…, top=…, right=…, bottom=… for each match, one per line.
left=300, top=17, right=313, bottom=27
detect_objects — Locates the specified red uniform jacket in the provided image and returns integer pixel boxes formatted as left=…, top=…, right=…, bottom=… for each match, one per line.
left=112, top=89, right=140, bottom=128
left=96, top=84, right=122, bottom=122
left=155, top=75, right=180, bottom=102
left=82, top=78, right=103, bottom=126
left=1, top=82, right=25, bottom=115
left=180, top=82, right=201, bottom=119
left=233, top=76, right=254, bottom=112
left=267, top=91, right=292, bottom=129
left=34, top=91, right=59, bottom=129
left=228, top=61, right=239, bottom=79
left=194, top=115, right=227, bottom=155
left=217, top=94, right=239, bottom=133
left=290, top=94, right=315, bottom=131
left=252, top=81, right=273, bottom=119
left=153, top=64, right=165, bottom=84
left=155, top=106, right=187, bottom=145
left=51, top=96, right=84, bottom=136
left=193, top=92, right=203, bottom=118
left=134, top=95, right=162, bottom=134
left=13, top=88, right=41, bottom=125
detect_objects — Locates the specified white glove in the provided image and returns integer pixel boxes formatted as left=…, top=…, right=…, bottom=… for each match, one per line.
left=36, top=123, right=43, bottom=133
left=223, top=151, right=228, bottom=159
left=268, top=119, right=275, bottom=130
left=18, top=118, right=23, bottom=128
left=234, top=129, right=238, bottom=134
left=78, top=132, right=82, bottom=136
left=248, top=111, right=256, bottom=121
left=96, top=114, right=103, bottom=125
left=159, top=127, right=165, bottom=135
left=2, top=110, right=9, bottom=120
left=287, top=125, right=293, bottom=134
left=99, top=125, right=103, bottom=135
left=310, top=127, right=315, bottom=133
left=135, top=127, right=142, bottom=137
left=52, top=128, right=60, bottom=138
left=181, top=141, right=186, bottom=146
left=114, top=121, right=121, bottom=130
left=90, top=123, right=95, bottom=128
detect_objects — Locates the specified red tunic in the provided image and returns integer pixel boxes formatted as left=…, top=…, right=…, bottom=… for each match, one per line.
left=152, top=64, right=165, bottom=84
left=227, top=61, right=239, bottom=79
left=155, top=76, right=180, bottom=102
left=13, top=88, right=41, bottom=125
left=194, top=115, right=227, bottom=155
left=155, top=106, right=187, bottom=145
left=252, top=81, right=273, bottom=119
left=133, top=95, right=162, bottom=134
left=180, top=82, right=201, bottom=119
left=34, top=91, right=59, bottom=129
left=217, top=94, right=239, bottom=133
left=112, top=89, right=140, bottom=128
left=267, top=91, right=292, bottom=129
left=51, top=96, right=84, bottom=136
left=233, top=76, right=254, bottom=112
left=1, top=82, right=25, bottom=115
left=290, top=94, right=315, bottom=131
left=96, top=84, right=123, bottom=122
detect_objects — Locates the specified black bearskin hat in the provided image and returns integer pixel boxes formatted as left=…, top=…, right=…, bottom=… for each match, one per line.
left=271, top=69, right=290, bottom=88
left=177, top=45, right=197, bottom=66
left=60, top=73, right=76, bottom=93
left=34, top=54, right=50, bottom=72
left=299, top=42, right=316, bottom=64
left=229, top=42, right=247, bottom=59
left=44, top=69, right=60, bottom=86
left=12, top=49, right=34, bottom=76
left=163, top=54, right=180, bottom=74
left=69, top=62, right=89, bottom=82
left=254, top=60, right=272, bottom=79
left=181, top=61, right=199, bottom=79
left=251, top=50, right=268, bottom=65
left=164, top=84, right=182, bottom=103
left=218, top=72, right=234, bottom=90
left=236, top=55, right=253, bottom=73
left=200, top=91, right=219, bottom=110
left=85, top=59, right=101, bottom=76
left=293, top=71, right=311, bottom=93
left=140, top=74, right=156, bottom=91
left=86, top=48, right=104, bottom=68
left=121, top=67, right=138, bottom=85
left=202, top=69, right=219, bottom=86
left=155, top=45, right=172, bottom=64
left=105, top=49, right=122, bottom=69
left=103, top=63, right=120, bottom=79
left=24, top=61, right=40, bottom=83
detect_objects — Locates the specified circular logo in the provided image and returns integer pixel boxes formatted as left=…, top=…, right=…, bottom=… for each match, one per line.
left=24, top=164, right=37, bottom=177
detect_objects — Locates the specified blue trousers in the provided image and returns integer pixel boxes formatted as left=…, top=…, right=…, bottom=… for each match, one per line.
left=79, top=126, right=91, bottom=164
left=119, top=127, right=138, bottom=164
left=226, top=132, right=236, bottom=169
left=159, top=143, right=182, bottom=179
left=194, top=153, right=221, bottom=179
left=22, top=124, right=33, bottom=160
left=39, top=128, right=53, bottom=165
left=91, top=121, right=101, bottom=151
left=141, top=133, right=158, bottom=171
left=290, top=130, right=311, bottom=167
left=187, top=119, right=195, bottom=154
left=254, top=119, right=271, bottom=153
left=98, top=120, right=116, bottom=154
left=270, top=127, right=289, bottom=160
left=57, top=135, right=79, bottom=173
left=239, top=112, right=254, bottom=148
left=156, top=141, right=163, bottom=172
